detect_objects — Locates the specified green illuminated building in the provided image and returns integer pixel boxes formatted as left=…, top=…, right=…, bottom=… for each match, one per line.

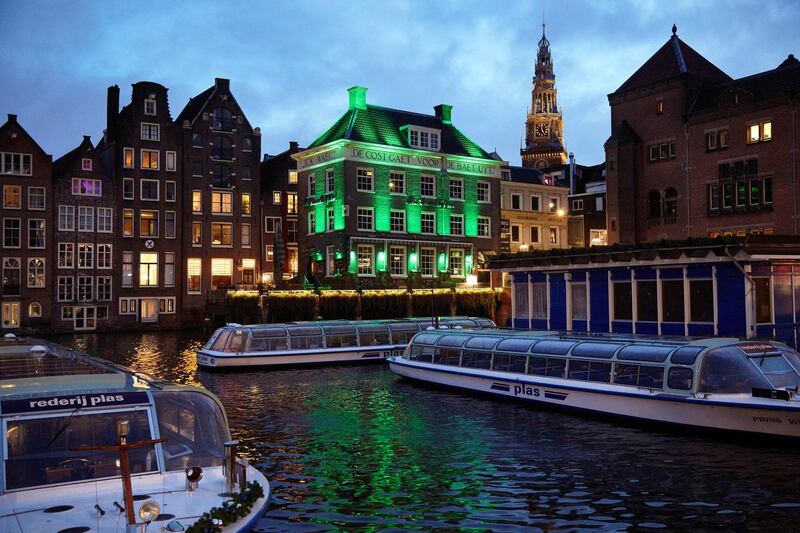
left=292, top=87, right=503, bottom=287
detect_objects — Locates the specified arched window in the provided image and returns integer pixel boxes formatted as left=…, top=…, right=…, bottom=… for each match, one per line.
left=28, top=258, right=45, bottom=288
left=212, top=164, right=232, bottom=187
left=647, top=190, right=662, bottom=218
left=2, top=258, right=21, bottom=295
left=664, top=188, right=678, bottom=217
left=28, top=302, right=41, bottom=318
left=212, top=136, right=233, bottom=160
left=212, top=107, right=233, bottom=132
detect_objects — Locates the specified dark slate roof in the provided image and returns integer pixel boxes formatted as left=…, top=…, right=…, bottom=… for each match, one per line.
left=506, top=165, right=547, bottom=185
left=176, top=86, right=214, bottom=124
left=614, top=34, right=731, bottom=95
left=692, top=54, right=800, bottom=114
left=308, top=104, right=492, bottom=159
left=53, top=136, right=105, bottom=177
left=488, top=236, right=800, bottom=270
left=572, top=163, right=605, bottom=194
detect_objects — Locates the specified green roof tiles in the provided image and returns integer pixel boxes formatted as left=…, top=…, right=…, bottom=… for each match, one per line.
left=308, top=104, right=492, bottom=160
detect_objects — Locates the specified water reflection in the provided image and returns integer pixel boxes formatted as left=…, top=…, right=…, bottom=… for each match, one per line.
left=49, top=331, right=800, bottom=531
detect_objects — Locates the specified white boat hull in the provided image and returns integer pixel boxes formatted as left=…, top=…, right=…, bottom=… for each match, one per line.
left=197, top=345, right=406, bottom=368
left=0, top=465, right=269, bottom=533
left=388, top=359, right=800, bottom=438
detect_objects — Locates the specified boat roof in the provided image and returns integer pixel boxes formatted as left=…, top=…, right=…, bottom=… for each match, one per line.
left=224, top=316, right=496, bottom=332
left=0, top=334, right=187, bottom=402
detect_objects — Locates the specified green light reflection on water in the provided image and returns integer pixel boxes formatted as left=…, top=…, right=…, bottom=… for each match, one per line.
left=302, top=381, right=495, bottom=530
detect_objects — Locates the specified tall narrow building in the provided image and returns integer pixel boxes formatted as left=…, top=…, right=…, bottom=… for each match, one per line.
left=521, top=23, right=567, bottom=169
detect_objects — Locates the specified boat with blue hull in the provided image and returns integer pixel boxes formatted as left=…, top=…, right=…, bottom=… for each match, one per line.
left=0, top=334, right=270, bottom=532
left=197, top=316, right=496, bottom=369
left=388, top=330, right=800, bottom=438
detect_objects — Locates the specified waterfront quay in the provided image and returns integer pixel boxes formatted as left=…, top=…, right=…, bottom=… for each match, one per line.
left=49, top=330, right=800, bottom=531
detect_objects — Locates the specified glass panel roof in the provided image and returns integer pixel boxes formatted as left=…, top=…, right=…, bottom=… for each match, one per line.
left=0, top=352, right=114, bottom=381
left=464, top=336, right=505, bottom=350
left=436, top=335, right=471, bottom=348
left=495, top=338, right=536, bottom=353
left=531, top=340, right=577, bottom=355
left=322, top=325, right=357, bottom=335
left=413, top=333, right=440, bottom=345
left=618, top=345, right=674, bottom=362
left=250, top=328, right=287, bottom=338
left=571, top=343, right=624, bottom=359
left=388, top=322, right=422, bottom=332
left=670, top=346, right=705, bottom=365
left=356, top=324, right=390, bottom=333
left=287, top=326, right=322, bottom=336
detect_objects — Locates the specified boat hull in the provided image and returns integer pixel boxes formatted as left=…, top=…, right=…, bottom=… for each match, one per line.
left=0, top=465, right=270, bottom=533
left=388, top=359, right=800, bottom=438
left=197, top=345, right=406, bottom=368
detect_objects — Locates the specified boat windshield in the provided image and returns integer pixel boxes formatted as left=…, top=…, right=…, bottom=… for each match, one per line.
left=5, top=408, right=156, bottom=491
left=151, top=391, right=227, bottom=471
left=748, top=351, right=800, bottom=389
left=698, top=347, right=771, bottom=393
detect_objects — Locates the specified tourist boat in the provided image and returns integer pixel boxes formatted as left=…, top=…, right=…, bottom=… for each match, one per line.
left=197, top=317, right=496, bottom=369
left=388, top=330, right=800, bottom=438
left=0, top=334, right=270, bottom=532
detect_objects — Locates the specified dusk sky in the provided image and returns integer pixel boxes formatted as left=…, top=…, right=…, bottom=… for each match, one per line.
left=2, top=1, right=799, bottom=166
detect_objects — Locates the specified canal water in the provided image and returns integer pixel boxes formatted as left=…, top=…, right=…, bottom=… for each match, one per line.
left=51, top=330, right=800, bottom=532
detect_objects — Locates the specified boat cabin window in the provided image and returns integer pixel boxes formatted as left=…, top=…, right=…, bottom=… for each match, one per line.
left=532, top=340, right=576, bottom=355
left=667, top=367, right=693, bottom=390
left=409, top=344, right=434, bottom=362
left=528, top=356, right=567, bottom=378
left=437, top=335, right=470, bottom=348
left=388, top=323, right=421, bottom=344
left=288, top=326, right=324, bottom=350
left=250, top=328, right=289, bottom=351
left=464, top=336, right=504, bottom=350
left=226, top=329, right=248, bottom=352
left=210, top=329, right=231, bottom=351
left=671, top=346, right=704, bottom=365
left=357, top=325, right=390, bottom=346
left=412, top=333, right=440, bottom=346
left=572, top=342, right=623, bottom=359
left=614, top=364, right=664, bottom=389
left=698, top=347, right=770, bottom=393
left=434, top=348, right=461, bottom=366
left=568, top=360, right=612, bottom=383
left=5, top=409, right=156, bottom=490
left=152, top=391, right=227, bottom=471
left=461, top=351, right=492, bottom=369
left=617, top=345, right=673, bottom=363
left=323, top=325, right=358, bottom=348
left=446, top=319, right=479, bottom=328
left=495, top=338, right=535, bottom=353
left=747, top=351, right=800, bottom=389
left=475, top=318, right=496, bottom=328
left=492, top=353, right=527, bottom=373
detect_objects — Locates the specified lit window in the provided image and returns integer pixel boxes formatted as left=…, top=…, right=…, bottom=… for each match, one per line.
left=288, top=170, right=298, bottom=184
left=139, top=210, right=159, bottom=237
left=211, top=258, right=233, bottom=289
left=747, top=121, right=772, bottom=143
left=58, top=243, right=74, bottom=269
left=140, top=149, right=159, bottom=170
left=287, top=193, right=297, bottom=214
left=187, top=258, right=201, bottom=293
left=273, top=191, right=282, bottom=204
left=192, top=190, right=202, bottom=213
left=192, top=221, right=202, bottom=245
left=357, top=168, right=373, bottom=192
left=266, top=245, right=274, bottom=261
left=549, top=227, right=559, bottom=244
left=123, top=147, right=134, bottom=168
left=242, top=223, right=251, bottom=247
left=357, top=244, right=374, bottom=276
left=3, top=185, right=21, bottom=209
left=212, top=191, right=232, bottom=214
left=449, top=249, right=464, bottom=277
left=389, top=172, right=405, bottom=194
left=28, top=302, right=41, bottom=318
left=123, top=209, right=134, bottom=237
left=139, top=252, right=158, bottom=287
left=242, top=193, right=252, bottom=215
left=419, top=248, right=435, bottom=277
left=27, top=258, right=45, bottom=288
left=211, top=222, right=232, bottom=246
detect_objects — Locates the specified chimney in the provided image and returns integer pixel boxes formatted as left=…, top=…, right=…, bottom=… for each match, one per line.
left=215, top=78, right=230, bottom=91
left=7, top=113, right=17, bottom=124
left=289, top=141, right=299, bottom=152
left=107, top=85, right=119, bottom=140
left=568, top=152, right=576, bottom=195
left=348, top=86, right=368, bottom=110
left=434, top=104, right=452, bottom=124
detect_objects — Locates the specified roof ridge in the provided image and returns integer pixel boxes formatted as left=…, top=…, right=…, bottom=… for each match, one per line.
left=344, top=108, right=359, bottom=139
left=672, top=35, right=687, bottom=73
left=367, top=103, right=436, bottom=120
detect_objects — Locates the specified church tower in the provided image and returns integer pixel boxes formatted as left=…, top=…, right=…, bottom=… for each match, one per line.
left=521, top=22, right=567, bottom=169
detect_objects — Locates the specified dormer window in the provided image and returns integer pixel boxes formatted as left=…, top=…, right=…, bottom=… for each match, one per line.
left=144, top=97, right=156, bottom=116
left=405, top=126, right=441, bottom=151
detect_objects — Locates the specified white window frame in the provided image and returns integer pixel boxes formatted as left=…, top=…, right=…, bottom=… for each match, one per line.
left=356, top=168, right=374, bottom=192
left=123, top=177, right=134, bottom=200
left=449, top=178, right=464, bottom=200
left=419, top=247, right=436, bottom=278
left=357, top=244, right=375, bottom=276
left=123, top=147, right=134, bottom=169
left=27, top=257, right=45, bottom=288
left=58, top=242, right=75, bottom=269
left=144, top=98, right=156, bottom=116
left=477, top=181, right=490, bottom=203
left=421, top=212, right=436, bottom=235
left=572, top=199, right=584, bottom=211
left=28, top=186, right=45, bottom=210
left=477, top=216, right=491, bottom=238
left=139, top=210, right=159, bottom=238
left=78, top=206, right=94, bottom=232
left=140, top=149, right=159, bottom=171
left=389, top=172, right=405, bottom=195
left=28, top=219, right=45, bottom=249
left=166, top=150, right=177, bottom=172
left=449, top=213, right=464, bottom=236
left=140, top=179, right=160, bottom=201
left=187, top=258, right=202, bottom=294
left=3, top=218, right=21, bottom=249
left=389, top=245, right=407, bottom=277
left=97, top=207, right=113, bottom=233
left=357, top=207, right=374, bottom=232
left=97, top=243, right=113, bottom=269
left=390, top=209, right=406, bottom=233
left=140, top=122, right=160, bottom=141
left=325, top=168, right=335, bottom=194
left=165, top=210, right=176, bottom=239
left=78, top=243, right=94, bottom=269
left=211, top=222, right=233, bottom=247
left=165, top=180, right=176, bottom=202
left=420, top=175, right=435, bottom=198
left=57, top=276, right=74, bottom=302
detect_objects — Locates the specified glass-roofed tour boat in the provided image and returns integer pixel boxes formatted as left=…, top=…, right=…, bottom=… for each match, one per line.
left=0, top=334, right=270, bottom=532
left=197, top=316, right=496, bottom=369
left=388, top=330, right=800, bottom=438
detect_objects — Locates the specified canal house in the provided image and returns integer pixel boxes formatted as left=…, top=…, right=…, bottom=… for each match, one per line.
left=491, top=237, right=800, bottom=349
